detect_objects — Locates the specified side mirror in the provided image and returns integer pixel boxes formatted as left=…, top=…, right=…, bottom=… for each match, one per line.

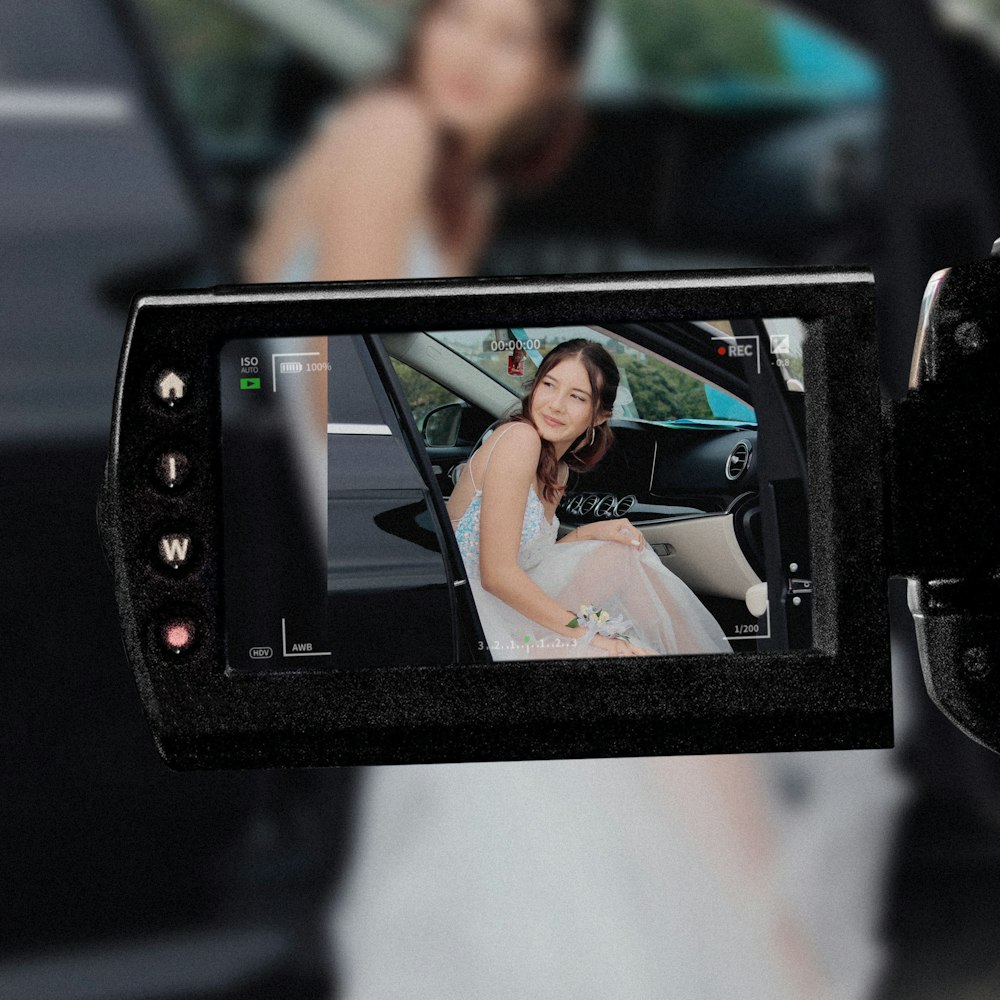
left=420, top=403, right=467, bottom=448
left=422, top=401, right=464, bottom=446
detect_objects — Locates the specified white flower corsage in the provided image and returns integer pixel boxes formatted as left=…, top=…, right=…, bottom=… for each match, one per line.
left=567, top=604, right=635, bottom=644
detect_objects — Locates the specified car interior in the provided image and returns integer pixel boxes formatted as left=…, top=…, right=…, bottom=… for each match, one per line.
left=380, top=319, right=805, bottom=648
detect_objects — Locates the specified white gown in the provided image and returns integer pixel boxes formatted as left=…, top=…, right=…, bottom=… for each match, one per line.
left=321, top=219, right=854, bottom=1000
left=451, top=425, right=733, bottom=659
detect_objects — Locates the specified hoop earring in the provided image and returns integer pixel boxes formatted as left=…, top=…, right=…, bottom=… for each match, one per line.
left=588, top=426, right=595, bottom=447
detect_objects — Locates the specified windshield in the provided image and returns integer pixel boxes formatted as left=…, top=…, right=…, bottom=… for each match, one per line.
left=424, top=324, right=759, bottom=426
left=329, top=0, right=883, bottom=110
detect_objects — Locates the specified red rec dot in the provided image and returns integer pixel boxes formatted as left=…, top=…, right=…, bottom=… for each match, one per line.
left=163, top=620, right=195, bottom=652
left=717, top=346, right=727, bottom=356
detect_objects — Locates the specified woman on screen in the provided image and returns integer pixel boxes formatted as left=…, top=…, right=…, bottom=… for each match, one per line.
left=242, top=0, right=591, bottom=283
left=447, top=339, right=732, bottom=657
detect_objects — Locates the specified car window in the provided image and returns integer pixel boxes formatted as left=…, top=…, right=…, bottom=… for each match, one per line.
left=600, top=0, right=881, bottom=108
left=390, top=358, right=462, bottom=427
left=334, top=0, right=882, bottom=109
left=554, top=325, right=720, bottom=423
left=933, top=0, right=1000, bottom=41
left=425, top=324, right=757, bottom=425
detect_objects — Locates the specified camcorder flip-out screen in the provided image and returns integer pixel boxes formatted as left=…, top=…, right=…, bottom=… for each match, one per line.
left=101, top=269, right=895, bottom=768
left=219, top=318, right=810, bottom=670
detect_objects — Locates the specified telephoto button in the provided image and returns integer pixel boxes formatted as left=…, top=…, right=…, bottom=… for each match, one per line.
left=153, top=450, right=191, bottom=490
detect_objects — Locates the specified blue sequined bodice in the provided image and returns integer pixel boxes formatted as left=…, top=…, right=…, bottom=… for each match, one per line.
left=454, top=486, right=559, bottom=578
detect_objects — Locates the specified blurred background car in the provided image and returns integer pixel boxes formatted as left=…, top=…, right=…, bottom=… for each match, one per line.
left=3, top=0, right=1000, bottom=997
left=140, top=0, right=887, bottom=271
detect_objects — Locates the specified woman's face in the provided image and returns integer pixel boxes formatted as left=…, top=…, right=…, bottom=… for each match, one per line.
left=530, top=356, right=604, bottom=452
left=414, top=0, right=561, bottom=149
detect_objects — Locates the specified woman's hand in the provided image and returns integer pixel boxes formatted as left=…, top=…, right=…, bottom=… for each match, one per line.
left=591, top=634, right=657, bottom=657
left=579, top=518, right=647, bottom=550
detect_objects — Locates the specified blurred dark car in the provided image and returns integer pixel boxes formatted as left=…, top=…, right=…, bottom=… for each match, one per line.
left=0, top=3, right=356, bottom=997
left=4, top=0, right=1000, bottom=997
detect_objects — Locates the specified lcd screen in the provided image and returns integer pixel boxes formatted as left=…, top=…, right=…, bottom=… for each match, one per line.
left=219, top=319, right=810, bottom=671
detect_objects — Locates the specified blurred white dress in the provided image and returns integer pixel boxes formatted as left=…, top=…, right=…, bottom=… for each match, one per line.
left=324, top=223, right=896, bottom=1000
left=330, top=430, right=816, bottom=1000
left=451, top=424, right=732, bottom=658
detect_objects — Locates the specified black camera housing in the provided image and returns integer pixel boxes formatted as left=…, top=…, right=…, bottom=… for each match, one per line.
left=99, top=268, right=896, bottom=768
left=889, top=247, right=1000, bottom=755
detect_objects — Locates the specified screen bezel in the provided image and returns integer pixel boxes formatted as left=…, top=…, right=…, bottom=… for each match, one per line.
left=104, top=270, right=891, bottom=767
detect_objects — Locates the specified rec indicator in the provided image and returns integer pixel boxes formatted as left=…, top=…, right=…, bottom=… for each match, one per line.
left=240, top=377, right=261, bottom=390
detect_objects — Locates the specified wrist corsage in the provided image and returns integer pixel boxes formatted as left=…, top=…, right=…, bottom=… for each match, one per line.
left=567, top=604, right=635, bottom=645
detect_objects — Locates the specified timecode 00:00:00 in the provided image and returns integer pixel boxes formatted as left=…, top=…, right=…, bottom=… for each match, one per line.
left=491, top=339, right=541, bottom=352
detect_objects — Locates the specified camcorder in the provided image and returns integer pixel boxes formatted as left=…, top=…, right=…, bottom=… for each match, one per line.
left=98, top=246, right=1000, bottom=768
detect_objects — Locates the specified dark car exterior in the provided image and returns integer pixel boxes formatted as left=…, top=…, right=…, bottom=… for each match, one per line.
left=1, top=3, right=356, bottom=995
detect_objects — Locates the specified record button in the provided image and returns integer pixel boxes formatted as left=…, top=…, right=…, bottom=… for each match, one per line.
left=159, top=616, right=197, bottom=655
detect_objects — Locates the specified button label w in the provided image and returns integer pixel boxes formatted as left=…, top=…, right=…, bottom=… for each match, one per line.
left=159, top=533, right=192, bottom=567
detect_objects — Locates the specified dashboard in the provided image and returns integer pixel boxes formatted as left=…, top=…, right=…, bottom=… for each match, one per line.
left=559, top=420, right=765, bottom=602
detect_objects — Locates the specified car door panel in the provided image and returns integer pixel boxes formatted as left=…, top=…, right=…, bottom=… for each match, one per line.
left=363, top=335, right=491, bottom=662
left=641, top=514, right=762, bottom=600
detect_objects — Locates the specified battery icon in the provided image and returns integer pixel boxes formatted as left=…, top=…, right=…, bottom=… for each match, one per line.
left=279, top=361, right=304, bottom=374
left=240, top=377, right=261, bottom=390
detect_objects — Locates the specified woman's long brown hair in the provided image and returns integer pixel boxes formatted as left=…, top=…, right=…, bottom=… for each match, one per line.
left=511, top=338, right=619, bottom=503
left=395, top=0, right=592, bottom=247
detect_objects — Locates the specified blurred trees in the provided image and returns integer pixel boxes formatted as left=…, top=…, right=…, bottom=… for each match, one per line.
left=390, top=359, right=458, bottom=425
left=618, top=355, right=714, bottom=420
left=605, top=0, right=782, bottom=81
left=145, top=0, right=787, bottom=94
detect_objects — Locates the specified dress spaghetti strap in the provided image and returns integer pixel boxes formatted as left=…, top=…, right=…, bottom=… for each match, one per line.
left=469, top=423, right=518, bottom=493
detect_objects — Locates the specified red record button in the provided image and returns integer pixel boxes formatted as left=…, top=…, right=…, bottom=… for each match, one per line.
left=160, top=617, right=197, bottom=655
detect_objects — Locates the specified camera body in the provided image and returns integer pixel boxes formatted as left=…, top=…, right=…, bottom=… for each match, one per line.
left=97, top=268, right=908, bottom=768
left=889, top=246, right=1000, bottom=753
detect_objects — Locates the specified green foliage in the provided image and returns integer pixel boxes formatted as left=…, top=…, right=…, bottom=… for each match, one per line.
left=140, top=0, right=276, bottom=141
left=143, top=0, right=265, bottom=61
left=606, top=0, right=783, bottom=82
left=618, top=355, right=713, bottom=421
left=390, top=359, right=458, bottom=424
left=964, top=0, right=1000, bottom=20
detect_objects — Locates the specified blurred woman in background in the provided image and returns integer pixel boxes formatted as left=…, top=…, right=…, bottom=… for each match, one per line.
left=243, top=1, right=845, bottom=996
left=243, top=0, right=591, bottom=283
